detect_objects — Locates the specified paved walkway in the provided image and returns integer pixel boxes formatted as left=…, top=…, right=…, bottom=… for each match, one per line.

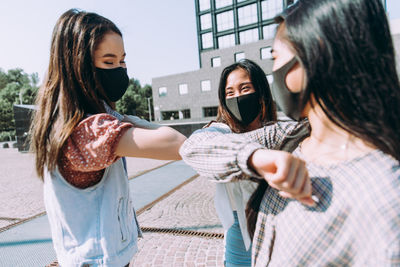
left=131, top=176, right=224, bottom=266
left=0, top=148, right=226, bottom=266
left=0, top=147, right=171, bottom=230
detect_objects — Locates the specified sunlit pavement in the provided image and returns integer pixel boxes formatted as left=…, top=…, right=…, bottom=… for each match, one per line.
left=0, top=159, right=225, bottom=266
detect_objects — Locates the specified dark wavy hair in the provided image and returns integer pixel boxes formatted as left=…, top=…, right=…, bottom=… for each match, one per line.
left=277, top=0, right=400, bottom=161
left=216, top=59, right=277, bottom=133
left=30, top=9, right=122, bottom=179
left=214, top=59, right=277, bottom=239
left=246, top=0, right=400, bottom=240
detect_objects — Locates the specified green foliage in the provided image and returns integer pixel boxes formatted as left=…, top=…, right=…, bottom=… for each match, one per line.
left=0, top=130, right=16, bottom=142
left=0, top=69, right=155, bottom=137
left=0, top=68, right=39, bottom=133
left=116, top=78, right=154, bottom=121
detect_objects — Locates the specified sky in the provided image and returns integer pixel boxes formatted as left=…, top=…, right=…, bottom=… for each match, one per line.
left=0, top=0, right=400, bottom=86
left=0, top=0, right=199, bottom=86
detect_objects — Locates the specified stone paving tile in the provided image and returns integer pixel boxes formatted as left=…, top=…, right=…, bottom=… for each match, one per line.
left=130, top=233, right=224, bottom=267
left=132, top=176, right=225, bottom=266
left=137, top=176, right=223, bottom=234
left=0, top=147, right=171, bottom=230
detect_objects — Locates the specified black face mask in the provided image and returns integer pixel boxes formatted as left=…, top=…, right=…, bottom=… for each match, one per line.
left=271, top=57, right=303, bottom=121
left=225, top=92, right=261, bottom=125
left=96, top=67, right=129, bottom=102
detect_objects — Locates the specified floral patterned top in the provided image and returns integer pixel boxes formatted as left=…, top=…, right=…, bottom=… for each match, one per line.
left=58, top=113, right=133, bottom=189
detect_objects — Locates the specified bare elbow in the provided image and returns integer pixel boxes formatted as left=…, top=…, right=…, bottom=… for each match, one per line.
left=159, top=126, right=186, bottom=143
left=158, top=127, right=186, bottom=160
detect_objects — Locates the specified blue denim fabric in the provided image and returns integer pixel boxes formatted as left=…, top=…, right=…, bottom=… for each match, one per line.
left=225, top=211, right=252, bottom=267
left=44, top=159, right=141, bottom=266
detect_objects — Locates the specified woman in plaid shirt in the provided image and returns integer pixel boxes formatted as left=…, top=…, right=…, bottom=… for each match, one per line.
left=180, top=0, right=400, bottom=266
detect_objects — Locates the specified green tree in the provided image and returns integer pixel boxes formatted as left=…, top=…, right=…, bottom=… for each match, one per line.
left=0, top=98, right=14, bottom=132
left=0, top=69, right=8, bottom=90
left=116, top=78, right=153, bottom=121
left=7, top=68, right=30, bottom=87
left=0, top=68, right=39, bottom=133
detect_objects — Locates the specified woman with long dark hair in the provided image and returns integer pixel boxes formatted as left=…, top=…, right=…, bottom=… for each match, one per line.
left=180, top=0, right=400, bottom=265
left=30, top=9, right=185, bottom=266
left=210, top=59, right=276, bottom=266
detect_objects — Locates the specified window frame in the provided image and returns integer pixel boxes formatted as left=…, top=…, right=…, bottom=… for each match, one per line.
left=178, top=83, right=189, bottom=95
left=158, top=86, right=167, bottom=97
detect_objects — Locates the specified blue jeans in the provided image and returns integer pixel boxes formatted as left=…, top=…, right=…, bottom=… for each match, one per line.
left=224, top=211, right=252, bottom=267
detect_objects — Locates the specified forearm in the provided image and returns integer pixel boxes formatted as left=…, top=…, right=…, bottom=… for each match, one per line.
left=179, top=120, right=307, bottom=182
left=179, top=127, right=263, bottom=182
left=116, top=126, right=186, bottom=160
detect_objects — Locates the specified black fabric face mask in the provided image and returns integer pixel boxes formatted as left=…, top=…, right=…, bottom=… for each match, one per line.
left=225, top=92, right=261, bottom=125
left=96, top=67, right=129, bottom=102
left=271, top=57, right=303, bottom=121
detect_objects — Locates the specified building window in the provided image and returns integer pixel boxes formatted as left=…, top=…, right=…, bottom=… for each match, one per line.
left=263, top=24, right=276, bottom=40
left=218, top=34, right=235, bottom=48
left=199, top=0, right=211, bottom=11
left=261, top=0, right=283, bottom=21
left=216, top=10, right=234, bottom=32
left=235, top=52, right=245, bottom=62
left=266, top=74, right=274, bottom=84
left=162, top=109, right=190, bottom=120
left=237, top=0, right=248, bottom=2
left=260, top=46, right=273, bottom=60
left=201, top=80, right=211, bottom=91
left=239, top=28, right=259, bottom=44
left=203, top=106, right=218, bottom=117
left=215, top=0, right=233, bottom=9
left=180, top=109, right=191, bottom=119
left=158, top=87, right=167, bottom=97
left=200, top=13, right=212, bottom=30
left=212, top=57, right=221, bottom=67
left=179, top=83, right=188, bottom=95
left=238, top=3, right=258, bottom=26
left=202, top=32, right=213, bottom=49
left=162, top=111, right=178, bottom=120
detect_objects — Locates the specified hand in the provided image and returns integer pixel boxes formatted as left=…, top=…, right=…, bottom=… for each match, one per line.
left=249, top=149, right=315, bottom=206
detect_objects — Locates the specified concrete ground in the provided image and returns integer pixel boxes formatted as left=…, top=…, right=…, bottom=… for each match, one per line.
left=0, top=147, right=171, bottom=230
left=0, top=147, right=226, bottom=266
left=131, top=176, right=224, bottom=267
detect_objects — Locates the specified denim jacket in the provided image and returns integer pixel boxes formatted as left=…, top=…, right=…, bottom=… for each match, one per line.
left=44, top=158, right=141, bottom=267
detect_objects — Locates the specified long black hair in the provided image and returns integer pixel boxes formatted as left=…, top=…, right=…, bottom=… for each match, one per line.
left=246, top=0, right=400, bottom=240
left=216, top=59, right=277, bottom=133
left=277, top=0, right=400, bottom=161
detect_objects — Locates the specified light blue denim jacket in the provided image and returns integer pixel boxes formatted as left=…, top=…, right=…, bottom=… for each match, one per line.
left=43, top=158, right=142, bottom=267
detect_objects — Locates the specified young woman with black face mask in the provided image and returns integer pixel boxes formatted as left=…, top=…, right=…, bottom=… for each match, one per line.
left=205, top=59, right=277, bottom=267
left=29, top=9, right=186, bottom=267
left=180, top=0, right=400, bottom=266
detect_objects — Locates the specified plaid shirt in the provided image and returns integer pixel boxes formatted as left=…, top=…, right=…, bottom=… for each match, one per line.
left=180, top=121, right=400, bottom=266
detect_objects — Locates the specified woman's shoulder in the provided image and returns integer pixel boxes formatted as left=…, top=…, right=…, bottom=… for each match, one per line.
left=72, top=113, right=133, bottom=138
left=69, top=113, right=133, bottom=150
left=78, top=113, right=122, bottom=128
left=267, top=119, right=309, bottom=133
left=332, top=150, right=400, bottom=211
left=58, top=113, right=133, bottom=188
left=199, top=121, right=232, bottom=133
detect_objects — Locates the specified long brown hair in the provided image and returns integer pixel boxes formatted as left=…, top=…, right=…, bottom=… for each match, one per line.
left=215, top=59, right=277, bottom=239
left=30, top=9, right=122, bottom=179
left=216, top=59, right=277, bottom=133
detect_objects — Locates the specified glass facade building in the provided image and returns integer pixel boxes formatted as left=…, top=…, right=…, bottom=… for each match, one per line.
left=151, top=0, right=394, bottom=122
left=152, top=0, right=296, bottom=122
left=196, top=0, right=295, bottom=66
